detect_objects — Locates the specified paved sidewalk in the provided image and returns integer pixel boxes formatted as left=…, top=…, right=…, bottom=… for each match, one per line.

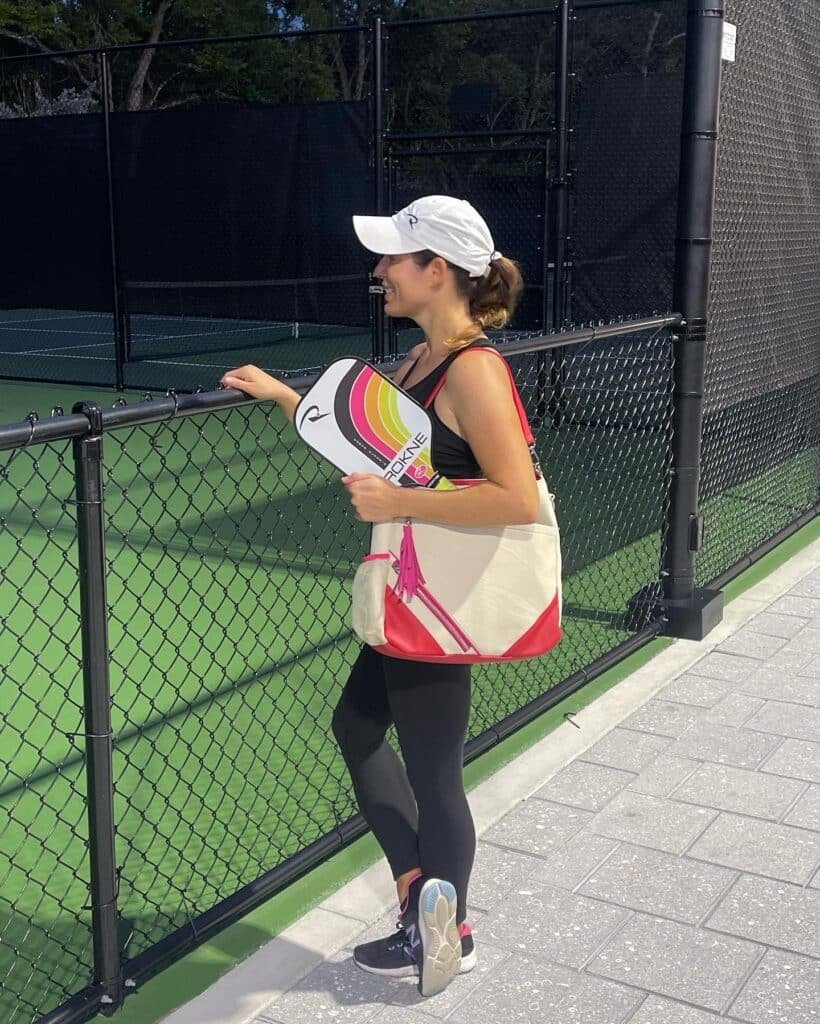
left=164, top=536, right=820, bottom=1024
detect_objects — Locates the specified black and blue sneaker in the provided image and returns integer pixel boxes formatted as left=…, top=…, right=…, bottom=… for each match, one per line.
left=352, top=875, right=464, bottom=997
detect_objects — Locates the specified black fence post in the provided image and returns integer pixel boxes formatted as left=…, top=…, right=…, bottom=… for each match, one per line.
left=661, top=0, right=725, bottom=638
left=99, top=52, right=126, bottom=392
left=72, top=401, right=123, bottom=1013
left=547, top=0, right=572, bottom=426
left=371, top=16, right=386, bottom=363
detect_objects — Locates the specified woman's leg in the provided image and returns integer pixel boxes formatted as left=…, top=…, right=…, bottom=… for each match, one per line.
left=383, top=656, right=475, bottom=926
left=331, top=645, right=421, bottom=881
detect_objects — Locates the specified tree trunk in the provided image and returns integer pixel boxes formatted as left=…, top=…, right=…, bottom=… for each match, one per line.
left=126, top=0, right=175, bottom=111
left=354, top=16, right=369, bottom=101
left=332, top=41, right=352, bottom=102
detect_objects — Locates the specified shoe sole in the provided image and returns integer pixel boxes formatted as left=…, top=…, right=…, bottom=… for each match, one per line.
left=352, top=949, right=477, bottom=979
left=417, top=878, right=461, bottom=997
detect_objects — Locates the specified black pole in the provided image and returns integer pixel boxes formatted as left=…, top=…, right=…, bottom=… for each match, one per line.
left=535, top=134, right=551, bottom=424
left=72, top=401, right=123, bottom=1013
left=551, top=0, right=570, bottom=332
left=386, top=152, right=400, bottom=361
left=100, top=52, right=125, bottom=391
left=371, top=17, right=386, bottom=363
left=660, top=0, right=725, bottom=639
left=548, top=0, right=571, bottom=426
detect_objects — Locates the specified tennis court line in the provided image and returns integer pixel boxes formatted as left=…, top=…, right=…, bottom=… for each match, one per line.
left=136, top=313, right=278, bottom=327
left=14, top=342, right=118, bottom=353
left=140, top=324, right=282, bottom=344
left=0, top=348, right=294, bottom=372
left=0, top=350, right=115, bottom=362
left=0, top=313, right=110, bottom=326
left=138, top=357, right=258, bottom=370
left=1, top=327, right=114, bottom=338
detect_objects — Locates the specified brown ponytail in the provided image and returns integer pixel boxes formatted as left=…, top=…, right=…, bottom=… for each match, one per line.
left=411, top=251, right=525, bottom=350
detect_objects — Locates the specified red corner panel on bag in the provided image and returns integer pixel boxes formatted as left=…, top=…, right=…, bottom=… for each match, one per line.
left=423, top=347, right=535, bottom=446
left=502, top=593, right=562, bottom=660
left=379, top=587, right=446, bottom=658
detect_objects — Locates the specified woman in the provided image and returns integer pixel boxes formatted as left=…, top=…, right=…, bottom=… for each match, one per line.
left=220, top=195, right=538, bottom=997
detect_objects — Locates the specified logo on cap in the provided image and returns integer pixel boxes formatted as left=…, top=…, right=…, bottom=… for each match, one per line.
left=407, top=214, right=419, bottom=229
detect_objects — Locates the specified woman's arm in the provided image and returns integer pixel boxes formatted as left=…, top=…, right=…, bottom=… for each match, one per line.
left=219, top=365, right=302, bottom=421
left=220, top=344, right=424, bottom=422
left=344, top=351, right=540, bottom=527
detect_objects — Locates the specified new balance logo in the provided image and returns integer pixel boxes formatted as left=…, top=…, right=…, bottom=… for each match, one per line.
left=405, top=923, right=420, bottom=950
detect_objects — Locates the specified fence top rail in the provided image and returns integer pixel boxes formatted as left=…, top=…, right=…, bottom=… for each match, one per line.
left=0, top=0, right=671, bottom=67
left=387, top=0, right=666, bottom=28
left=0, top=22, right=367, bottom=67
left=386, top=128, right=551, bottom=142
left=387, top=7, right=556, bottom=30
left=0, top=313, right=680, bottom=453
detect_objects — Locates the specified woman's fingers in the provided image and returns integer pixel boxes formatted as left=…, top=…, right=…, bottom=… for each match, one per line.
left=219, top=364, right=275, bottom=398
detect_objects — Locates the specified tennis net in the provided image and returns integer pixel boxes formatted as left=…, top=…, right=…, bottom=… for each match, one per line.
left=123, top=274, right=371, bottom=361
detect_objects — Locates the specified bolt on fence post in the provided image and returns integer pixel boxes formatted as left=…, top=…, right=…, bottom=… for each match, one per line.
left=662, top=0, right=726, bottom=639
left=72, top=400, right=124, bottom=1011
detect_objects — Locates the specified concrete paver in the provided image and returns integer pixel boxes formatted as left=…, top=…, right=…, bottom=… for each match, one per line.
left=160, top=539, right=820, bottom=1024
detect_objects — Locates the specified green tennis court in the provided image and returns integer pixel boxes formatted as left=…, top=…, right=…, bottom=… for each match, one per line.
left=1, top=378, right=815, bottom=1023
left=0, top=305, right=376, bottom=385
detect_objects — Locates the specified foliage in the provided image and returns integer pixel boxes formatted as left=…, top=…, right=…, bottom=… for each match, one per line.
left=0, top=1, right=684, bottom=115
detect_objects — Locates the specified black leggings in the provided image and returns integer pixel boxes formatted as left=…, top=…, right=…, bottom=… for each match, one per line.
left=332, top=644, right=475, bottom=925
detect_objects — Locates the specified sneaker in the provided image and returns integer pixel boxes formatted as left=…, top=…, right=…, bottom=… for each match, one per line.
left=404, top=876, right=461, bottom=997
left=459, top=928, right=477, bottom=973
left=353, top=926, right=476, bottom=978
left=353, top=875, right=465, bottom=996
left=352, top=924, right=420, bottom=978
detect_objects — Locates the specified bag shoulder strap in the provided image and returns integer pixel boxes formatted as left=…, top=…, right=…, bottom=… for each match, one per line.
left=423, top=346, right=535, bottom=446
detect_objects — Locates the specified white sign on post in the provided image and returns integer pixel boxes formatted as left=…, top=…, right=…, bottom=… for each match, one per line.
left=722, top=21, right=737, bottom=62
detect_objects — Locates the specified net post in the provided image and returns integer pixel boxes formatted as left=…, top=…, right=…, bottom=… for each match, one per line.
left=660, top=0, right=726, bottom=639
left=71, top=401, right=124, bottom=1012
left=100, top=50, right=126, bottom=391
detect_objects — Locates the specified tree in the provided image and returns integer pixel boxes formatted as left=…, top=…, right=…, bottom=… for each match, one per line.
left=0, top=0, right=284, bottom=112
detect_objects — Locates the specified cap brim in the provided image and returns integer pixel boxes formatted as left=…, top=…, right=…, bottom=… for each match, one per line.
left=352, top=215, right=421, bottom=255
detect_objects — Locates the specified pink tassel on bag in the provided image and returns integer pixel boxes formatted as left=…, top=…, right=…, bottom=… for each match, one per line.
left=393, top=521, right=425, bottom=601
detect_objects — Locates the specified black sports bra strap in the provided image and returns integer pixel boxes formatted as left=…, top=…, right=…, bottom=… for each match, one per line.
left=397, top=338, right=489, bottom=391
left=396, top=357, right=420, bottom=389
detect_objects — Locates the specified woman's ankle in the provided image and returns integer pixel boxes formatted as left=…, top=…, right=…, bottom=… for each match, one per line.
left=396, top=868, right=423, bottom=910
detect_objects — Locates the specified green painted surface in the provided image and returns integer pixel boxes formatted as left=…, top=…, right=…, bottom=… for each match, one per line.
left=0, top=379, right=815, bottom=1023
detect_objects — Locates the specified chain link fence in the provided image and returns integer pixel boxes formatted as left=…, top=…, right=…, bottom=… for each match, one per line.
left=696, top=0, right=820, bottom=584
left=0, top=2, right=685, bottom=392
left=0, top=430, right=94, bottom=1023
left=1, top=0, right=818, bottom=1020
left=1, top=317, right=675, bottom=1022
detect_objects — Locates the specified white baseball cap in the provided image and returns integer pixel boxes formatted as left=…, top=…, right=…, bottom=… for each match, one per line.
left=353, top=195, right=502, bottom=278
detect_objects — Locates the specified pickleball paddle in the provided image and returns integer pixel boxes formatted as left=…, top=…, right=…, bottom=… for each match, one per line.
left=294, top=357, right=456, bottom=490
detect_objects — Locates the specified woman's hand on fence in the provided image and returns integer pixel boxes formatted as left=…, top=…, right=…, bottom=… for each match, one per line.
left=219, top=364, right=288, bottom=403
left=219, top=364, right=303, bottom=422
left=342, top=473, right=400, bottom=522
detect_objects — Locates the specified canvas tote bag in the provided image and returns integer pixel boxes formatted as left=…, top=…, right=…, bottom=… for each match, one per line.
left=351, top=349, right=562, bottom=663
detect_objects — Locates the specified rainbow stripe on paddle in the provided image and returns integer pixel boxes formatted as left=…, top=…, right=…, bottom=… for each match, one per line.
left=340, top=363, right=456, bottom=490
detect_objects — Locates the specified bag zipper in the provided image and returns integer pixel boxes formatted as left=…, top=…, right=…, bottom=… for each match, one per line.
left=389, top=552, right=477, bottom=654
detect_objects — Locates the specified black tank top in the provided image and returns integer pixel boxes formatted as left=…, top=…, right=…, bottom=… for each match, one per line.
left=398, top=339, right=491, bottom=481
